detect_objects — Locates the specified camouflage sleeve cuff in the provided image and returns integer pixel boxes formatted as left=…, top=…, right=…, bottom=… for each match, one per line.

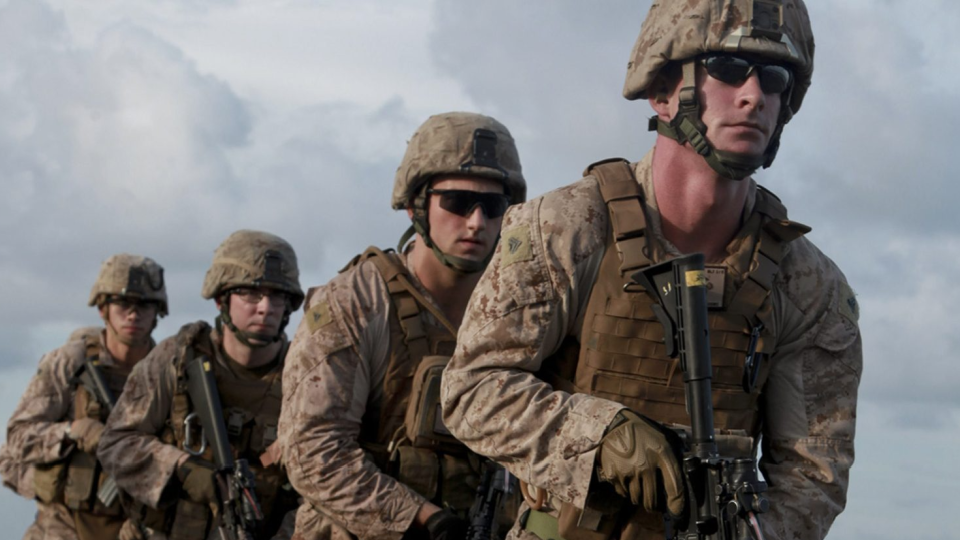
left=553, top=396, right=624, bottom=508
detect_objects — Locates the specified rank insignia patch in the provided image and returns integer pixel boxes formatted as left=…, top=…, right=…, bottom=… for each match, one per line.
left=501, top=225, right=533, bottom=268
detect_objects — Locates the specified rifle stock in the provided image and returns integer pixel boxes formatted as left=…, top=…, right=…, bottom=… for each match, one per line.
left=185, top=356, right=264, bottom=540
left=632, top=254, right=768, bottom=540
left=467, top=461, right=513, bottom=540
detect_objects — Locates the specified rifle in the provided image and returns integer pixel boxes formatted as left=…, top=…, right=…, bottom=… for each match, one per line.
left=74, top=359, right=121, bottom=507
left=467, top=460, right=513, bottom=540
left=184, top=356, right=264, bottom=540
left=632, top=253, right=769, bottom=540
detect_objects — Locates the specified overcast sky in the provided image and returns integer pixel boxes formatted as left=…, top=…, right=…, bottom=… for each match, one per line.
left=1, top=0, right=957, bottom=536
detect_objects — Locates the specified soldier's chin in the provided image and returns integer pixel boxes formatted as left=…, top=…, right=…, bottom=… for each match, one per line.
left=245, top=332, right=277, bottom=345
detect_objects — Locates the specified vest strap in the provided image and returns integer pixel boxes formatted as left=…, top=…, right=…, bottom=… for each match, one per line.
left=585, top=159, right=654, bottom=274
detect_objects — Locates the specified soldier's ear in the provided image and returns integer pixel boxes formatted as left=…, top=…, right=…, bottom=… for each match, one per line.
left=98, top=304, right=109, bottom=321
left=407, top=205, right=415, bottom=221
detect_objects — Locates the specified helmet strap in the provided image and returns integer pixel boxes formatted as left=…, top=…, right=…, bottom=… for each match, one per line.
left=650, top=60, right=783, bottom=181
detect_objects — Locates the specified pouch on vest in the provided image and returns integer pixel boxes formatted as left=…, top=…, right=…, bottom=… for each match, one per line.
left=33, top=456, right=69, bottom=504
left=64, top=450, right=98, bottom=510
left=394, top=446, right=439, bottom=501
left=404, top=355, right=459, bottom=450
left=556, top=485, right=624, bottom=540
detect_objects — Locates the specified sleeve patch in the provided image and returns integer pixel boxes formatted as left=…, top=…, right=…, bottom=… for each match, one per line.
left=501, top=225, right=533, bottom=268
left=305, top=301, right=334, bottom=334
left=838, top=282, right=859, bottom=325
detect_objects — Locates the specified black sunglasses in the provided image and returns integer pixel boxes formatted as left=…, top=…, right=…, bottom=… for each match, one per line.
left=700, top=55, right=793, bottom=95
left=427, top=189, right=510, bottom=219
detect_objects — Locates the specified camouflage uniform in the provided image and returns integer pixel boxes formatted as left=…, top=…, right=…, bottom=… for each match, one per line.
left=5, top=331, right=154, bottom=540
left=97, top=230, right=303, bottom=540
left=281, top=253, right=452, bottom=540
left=97, top=326, right=296, bottom=540
left=280, top=112, right=526, bottom=540
left=3, top=254, right=166, bottom=540
left=441, top=151, right=862, bottom=540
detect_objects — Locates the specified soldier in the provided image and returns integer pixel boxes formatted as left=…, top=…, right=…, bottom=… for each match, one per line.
left=441, top=2, right=862, bottom=540
left=97, top=230, right=303, bottom=540
left=278, top=112, right=526, bottom=539
left=3, top=254, right=168, bottom=540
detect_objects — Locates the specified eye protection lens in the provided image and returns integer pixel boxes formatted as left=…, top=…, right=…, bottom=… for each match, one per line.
left=427, top=189, right=510, bottom=219
left=231, top=287, right=289, bottom=307
left=106, top=296, right=159, bottom=314
left=701, top=55, right=793, bottom=94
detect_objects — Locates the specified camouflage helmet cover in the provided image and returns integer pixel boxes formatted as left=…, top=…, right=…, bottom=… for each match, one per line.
left=623, top=0, right=815, bottom=116
left=88, top=254, right=168, bottom=316
left=201, top=230, right=304, bottom=310
left=392, top=112, right=526, bottom=209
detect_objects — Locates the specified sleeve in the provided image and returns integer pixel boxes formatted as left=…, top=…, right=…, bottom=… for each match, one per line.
left=440, top=183, right=626, bottom=509
left=279, top=274, right=426, bottom=540
left=759, top=241, right=862, bottom=540
left=97, top=338, right=190, bottom=508
left=5, top=345, right=79, bottom=465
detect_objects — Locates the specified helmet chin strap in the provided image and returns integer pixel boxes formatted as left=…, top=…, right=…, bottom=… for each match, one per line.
left=216, top=294, right=289, bottom=349
left=650, top=60, right=787, bottom=181
left=396, top=185, right=494, bottom=275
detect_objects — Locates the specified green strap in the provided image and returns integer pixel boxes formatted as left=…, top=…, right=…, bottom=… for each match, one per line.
left=523, top=509, right=564, bottom=540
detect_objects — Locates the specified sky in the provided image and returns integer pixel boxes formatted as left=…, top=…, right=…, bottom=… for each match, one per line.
left=1, top=0, right=958, bottom=536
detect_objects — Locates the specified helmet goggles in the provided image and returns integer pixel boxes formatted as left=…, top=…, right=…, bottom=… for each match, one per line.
left=700, top=54, right=793, bottom=95
left=427, top=189, right=510, bottom=219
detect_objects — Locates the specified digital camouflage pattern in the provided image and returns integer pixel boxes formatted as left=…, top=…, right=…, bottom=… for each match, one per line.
left=392, top=112, right=526, bottom=209
left=201, top=230, right=305, bottom=310
left=3, top=330, right=142, bottom=540
left=279, top=254, right=452, bottom=540
left=441, top=153, right=861, bottom=540
left=96, top=327, right=295, bottom=540
left=623, top=0, right=815, bottom=115
left=88, top=254, right=169, bottom=317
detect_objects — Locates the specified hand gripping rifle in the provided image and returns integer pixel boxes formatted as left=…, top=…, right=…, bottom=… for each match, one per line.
left=631, top=254, right=768, bottom=540
left=184, top=356, right=264, bottom=540
left=74, top=359, right=121, bottom=507
left=467, top=461, right=514, bottom=540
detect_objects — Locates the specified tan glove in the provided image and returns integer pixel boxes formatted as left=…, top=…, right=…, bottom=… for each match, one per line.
left=177, top=457, right=220, bottom=512
left=119, top=519, right=145, bottom=540
left=596, top=410, right=684, bottom=516
left=69, top=418, right=105, bottom=453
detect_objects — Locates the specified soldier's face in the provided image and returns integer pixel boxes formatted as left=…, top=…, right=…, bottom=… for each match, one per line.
left=654, top=62, right=782, bottom=158
left=426, top=176, right=506, bottom=263
left=697, top=62, right=782, bottom=156
left=225, top=290, right=285, bottom=345
left=100, top=300, right=156, bottom=345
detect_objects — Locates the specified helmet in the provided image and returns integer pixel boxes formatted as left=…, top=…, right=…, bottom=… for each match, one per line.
left=624, top=0, right=815, bottom=179
left=202, top=230, right=303, bottom=348
left=392, top=112, right=526, bottom=210
left=201, top=230, right=304, bottom=309
left=393, top=112, right=526, bottom=273
left=88, top=254, right=168, bottom=316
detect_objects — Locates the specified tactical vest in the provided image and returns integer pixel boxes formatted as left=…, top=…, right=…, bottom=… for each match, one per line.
left=541, top=159, right=810, bottom=446
left=33, top=335, right=127, bottom=514
left=139, top=322, right=297, bottom=539
left=343, top=247, right=482, bottom=513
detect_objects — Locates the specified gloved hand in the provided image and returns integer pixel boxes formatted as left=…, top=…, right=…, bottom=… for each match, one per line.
left=424, top=509, right=468, bottom=540
left=69, top=418, right=105, bottom=453
left=119, top=518, right=145, bottom=540
left=176, top=457, right=220, bottom=507
left=595, top=410, right=684, bottom=516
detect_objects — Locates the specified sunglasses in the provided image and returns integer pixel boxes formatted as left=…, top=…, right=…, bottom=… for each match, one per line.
left=700, top=55, right=793, bottom=95
left=427, top=189, right=510, bottom=219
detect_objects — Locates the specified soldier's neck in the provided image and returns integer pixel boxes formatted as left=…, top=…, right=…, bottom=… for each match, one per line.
left=103, top=328, right=151, bottom=368
left=408, top=242, right=480, bottom=328
left=221, top=330, right=283, bottom=369
left=651, top=138, right=749, bottom=263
